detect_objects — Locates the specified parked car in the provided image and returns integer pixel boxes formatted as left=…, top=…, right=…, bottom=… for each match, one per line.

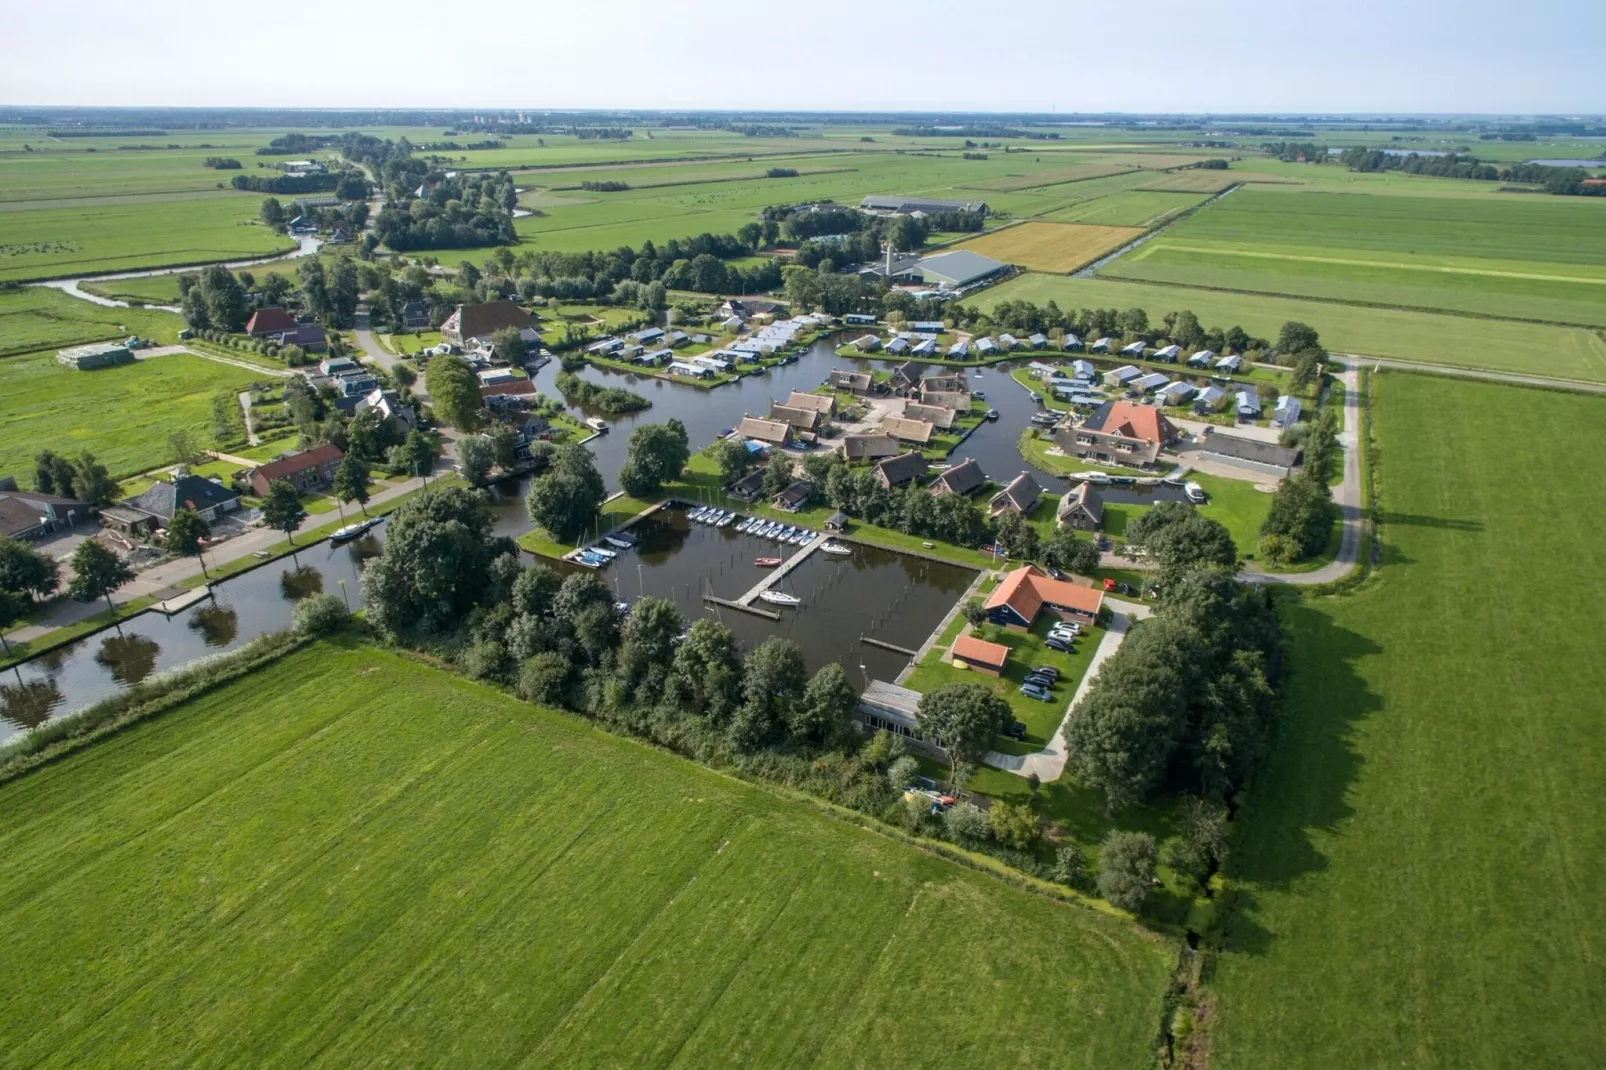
left=1031, top=666, right=1061, bottom=681
left=1003, top=720, right=1028, bottom=740
left=1019, top=683, right=1054, bottom=702
left=1045, top=637, right=1074, bottom=654
left=1024, top=674, right=1056, bottom=690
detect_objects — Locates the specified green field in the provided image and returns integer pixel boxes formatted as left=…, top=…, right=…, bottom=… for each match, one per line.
left=0, top=641, right=1171, bottom=1066
left=0, top=195, right=294, bottom=281
left=1104, top=187, right=1606, bottom=326
left=978, top=273, right=1606, bottom=382
left=0, top=349, right=262, bottom=479
left=1044, top=190, right=1209, bottom=227
left=1212, top=373, right=1606, bottom=1066
left=0, top=285, right=182, bottom=356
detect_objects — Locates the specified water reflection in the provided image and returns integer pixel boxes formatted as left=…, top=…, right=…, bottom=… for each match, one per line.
left=0, top=678, right=64, bottom=730
left=95, top=633, right=162, bottom=686
left=188, top=603, right=239, bottom=648
left=279, top=565, right=324, bottom=601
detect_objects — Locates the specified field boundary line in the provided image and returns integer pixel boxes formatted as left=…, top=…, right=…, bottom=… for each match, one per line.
left=1145, top=242, right=1606, bottom=286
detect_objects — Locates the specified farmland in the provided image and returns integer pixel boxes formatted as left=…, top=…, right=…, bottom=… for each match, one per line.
left=1102, top=187, right=1606, bottom=326
left=977, top=273, right=1606, bottom=381
left=0, top=194, right=293, bottom=281
left=0, top=348, right=261, bottom=479
left=0, top=285, right=181, bottom=357
left=953, top=221, right=1145, bottom=273
left=0, top=642, right=1172, bottom=1066
left=1043, top=190, right=1209, bottom=227
left=1212, top=373, right=1606, bottom=1067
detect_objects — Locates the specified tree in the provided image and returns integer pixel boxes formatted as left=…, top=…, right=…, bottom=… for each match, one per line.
left=486, top=423, right=519, bottom=472
left=1044, top=527, right=1103, bottom=575
left=730, top=637, right=808, bottom=751
left=259, top=197, right=285, bottom=227
left=615, top=596, right=684, bottom=705
left=517, top=651, right=571, bottom=704
left=400, top=430, right=438, bottom=480
left=1124, top=501, right=1237, bottom=588
left=525, top=443, right=605, bottom=544
left=916, top=683, right=1013, bottom=783
left=67, top=540, right=134, bottom=621
left=0, top=535, right=60, bottom=601
left=761, top=449, right=792, bottom=498
left=943, top=802, right=989, bottom=843
left=0, top=586, right=33, bottom=660
left=1052, top=844, right=1089, bottom=888
left=332, top=451, right=373, bottom=515
left=665, top=619, right=743, bottom=723
left=489, top=326, right=527, bottom=364
left=199, top=265, right=247, bottom=332
left=714, top=435, right=753, bottom=486
left=620, top=421, right=691, bottom=498
left=361, top=486, right=496, bottom=635
left=1277, top=321, right=1321, bottom=355
left=33, top=450, right=77, bottom=497
left=454, top=434, right=497, bottom=489
left=1259, top=472, right=1332, bottom=563
left=792, top=662, right=858, bottom=747
left=425, top=354, right=485, bottom=431
left=1163, top=796, right=1230, bottom=889
left=71, top=453, right=117, bottom=506
left=1097, top=831, right=1158, bottom=913
left=993, top=510, right=1039, bottom=561
left=299, top=259, right=330, bottom=321
left=987, top=801, right=1041, bottom=850
left=163, top=507, right=212, bottom=578
left=260, top=479, right=308, bottom=553
left=961, top=599, right=987, bottom=629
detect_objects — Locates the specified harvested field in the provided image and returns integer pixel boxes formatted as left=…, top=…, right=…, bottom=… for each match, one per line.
left=955, top=221, right=1145, bottom=273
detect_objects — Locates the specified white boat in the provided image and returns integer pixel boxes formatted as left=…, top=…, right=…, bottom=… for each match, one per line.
left=587, top=545, right=617, bottom=559
left=586, top=417, right=609, bottom=432
left=604, top=533, right=637, bottom=550
left=719, top=513, right=736, bottom=527
left=738, top=517, right=754, bottom=532
left=821, top=542, right=852, bottom=556
left=1184, top=481, right=1207, bottom=504
left=759, top=590, right=802, bottom=607
left=1071, top=471, right=1112, bottom=485
left=331, top=519, right=377, bottom=543
left=793, top=530, right=810, bottom=545
left=688, top=506, right=707, bottom=522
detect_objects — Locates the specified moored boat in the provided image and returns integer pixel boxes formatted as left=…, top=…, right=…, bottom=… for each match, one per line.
left=755, top=556, right=783, bottom=567
left=759, top=589, right=802, bottom=606
left=821, top=542, right=851, bottom=556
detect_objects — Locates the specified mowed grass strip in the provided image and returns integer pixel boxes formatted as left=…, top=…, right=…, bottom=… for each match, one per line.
left=956, top=222, right=1145, bottom=273
left=1212, top=374, right=1606, bottom=1067
left=977, top=273, right=1606, bottom=382
left=1045, top=190, right=1208, bottom=227
left=0, top=642, right=1171, bottom=1066
left=0, top=349, right=262, bottom=479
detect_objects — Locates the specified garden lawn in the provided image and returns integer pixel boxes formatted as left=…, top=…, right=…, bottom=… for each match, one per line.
left=0, top=350, right=263, bottom=480
left=977, top=273, right=1606, bottom=382
left=1211, top=373, right=1606, bottom=1067
left=0, top=641, right=1171, bottom=1066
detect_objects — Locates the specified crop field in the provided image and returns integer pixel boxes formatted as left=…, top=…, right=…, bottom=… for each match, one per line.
left=1044, top=190, right=1209, bottom=227
left=0, top=194, right=293, bottom=282
left=954, top=222, right=1144, bottom=273
left=978, top=273, right=1606, bottom=381
left=1212, top=374, right=1606, bottom=1067
left=0, top=642, right=1172, bottom=1066
left=960, top=159, right=1146, bottom=191
left=1102, top=187, right=1606, bottom=326
left=1135, top=171, right=1243, bottom=193
left=0, top=349, right=261, bottom=479
left=0, top=286, right=181, bottom=357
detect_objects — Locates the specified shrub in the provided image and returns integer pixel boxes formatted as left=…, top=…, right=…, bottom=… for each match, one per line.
left=461, top=638, right=513, bottom=683
left=1051, top=844, right=1089, bottom=889
left=516, top=651, right=571, bottom=704
left=292, top=592, right=348, bottom=636
left=987, top=800, right=1041, bottom=850
left=1097, top=831, right=1158, bottom=913
left=887, top=754, right=920, bottom=791
left=942, top=802, right=988, bottom=843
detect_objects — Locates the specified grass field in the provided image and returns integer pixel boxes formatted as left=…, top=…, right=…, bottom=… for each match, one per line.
left=1104, top=187, right=1606, bottom=326
left=1212, top=373, right=1606, bottom=1066
left=0, top=195, right=294, bottom=281
left=1044, top=190, right=1209, bottom=227
left=954, top=222, right=1145, bottom=273
left=0, top=350, right=263, bottom=479
left=978, top=273, right=1606, bottom=382
left=1135, top=172, right=1243, bottom=194
left=0, top=285, right=182, bottom=356
left=0, top=641, right=1172, bottom=1066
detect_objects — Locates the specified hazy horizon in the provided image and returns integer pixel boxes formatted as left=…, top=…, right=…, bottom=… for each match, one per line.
left=4, top=0, right=1602, bottom=115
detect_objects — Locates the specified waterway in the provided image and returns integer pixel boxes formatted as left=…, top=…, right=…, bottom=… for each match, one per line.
left=1, top=534, right=381, bottom=741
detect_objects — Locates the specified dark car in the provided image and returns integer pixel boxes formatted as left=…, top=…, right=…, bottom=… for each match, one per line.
left=1031, top=666, right=1061, bottom=681
left=1044, top=565, right=1067, bottom=581
left=1024, top=673, right=1056, bottom=689
left=1045, top=637, right=1074, bottom=654
left=1003, top=720, right=1028, bottom=740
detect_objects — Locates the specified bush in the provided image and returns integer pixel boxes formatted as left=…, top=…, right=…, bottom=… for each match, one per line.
left=942, top=802, right=988, bottom=843
left=461, top=638, right=513, bottom=683
left=887, top=754, right=920, bottom=791
left=516, top=651, right=571, bottom=704
left=1051, top=844, right=1089, bottom=889
left=1097, top=831, right=1158, bottom=913
left=986, top=800, right=1041, bottom=850
left=292, top=592, right=349, bottom=636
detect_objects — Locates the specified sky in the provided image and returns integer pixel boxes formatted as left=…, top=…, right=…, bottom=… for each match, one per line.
left=4, top=0, right=1603, bottom=115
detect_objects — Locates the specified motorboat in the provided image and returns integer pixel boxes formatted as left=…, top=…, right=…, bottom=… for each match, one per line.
left=689, top=506, right=707, bottom=522
left=755, top=556, right=783, bottom=567
left=331, top=517, right=380, bottom=543
left=759, top=590, right=802, bottom=607
left=1071, top=471, right=1112, bottom=485
left=1184, top=481, right=1208, bottom=504
left=974, top=390, right=986, bottom=400
left=604, top=532, right=637, bottom=549
left=793, top=530, right=811, bottom=545
left=719, top=513, right=736, bottom=527
left=985, top=409, right=999, bottom=421
left=586, top=417, right=609, bottom=432
left=821, top=542, right=852, bottom=556
left=587, top=545, right=618, bottom=560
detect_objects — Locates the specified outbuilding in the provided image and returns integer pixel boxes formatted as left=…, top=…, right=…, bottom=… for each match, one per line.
left=950, top=634, right=1009, bottom=676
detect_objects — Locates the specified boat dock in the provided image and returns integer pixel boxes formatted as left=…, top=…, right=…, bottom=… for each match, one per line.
left=153, top=586, right=212, bottom=617
left=734, top=532, right=829, bottom=606
left=701, top=595, right=781, bottom=621
left=860, top=636, right=918, bottom=656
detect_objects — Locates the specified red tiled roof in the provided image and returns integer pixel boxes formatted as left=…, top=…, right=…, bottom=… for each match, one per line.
left=252, top=443, right=343, bottom=482
left=479, top=379, right=537, bottom=397
left=952, top=634, right=1009, bottom=669
left=245, top=307, right=298, bottom=336
left=1100, top=401, right=1174, bottom=445
left=983, top=565, right=1103, bottom=622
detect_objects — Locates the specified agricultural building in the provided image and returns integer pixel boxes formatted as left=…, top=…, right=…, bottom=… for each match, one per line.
left=913, top=250, right=1011, bottom=289
left=440, top=301, right=539, bottom=349
left=55, top=342, right=134, bottom=370
left=859, top=195, right=988, bottom=215
left=1196, top=430, right=1300, bottom=479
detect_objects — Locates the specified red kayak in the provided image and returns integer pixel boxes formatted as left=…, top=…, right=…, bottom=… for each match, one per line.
left=755, top=557, right=783, bottom=567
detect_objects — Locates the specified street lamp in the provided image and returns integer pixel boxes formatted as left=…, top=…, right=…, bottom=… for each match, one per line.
left=338, top=578, right=351, bottom=612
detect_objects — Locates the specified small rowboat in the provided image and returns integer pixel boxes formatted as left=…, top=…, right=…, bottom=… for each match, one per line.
left=755, top=556, right=783, bottom=567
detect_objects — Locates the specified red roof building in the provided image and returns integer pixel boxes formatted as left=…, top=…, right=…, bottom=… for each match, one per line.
left=245, top=307, right=299, bottom=338
left=950, top=634, right=1010, bottom=676
left=983, top=565, right=1104, bottom=631
left=248, top=443, right=344, bottom=496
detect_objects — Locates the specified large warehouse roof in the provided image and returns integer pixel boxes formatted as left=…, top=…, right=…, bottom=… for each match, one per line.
left=915, top=249, right=1010, bottom=288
